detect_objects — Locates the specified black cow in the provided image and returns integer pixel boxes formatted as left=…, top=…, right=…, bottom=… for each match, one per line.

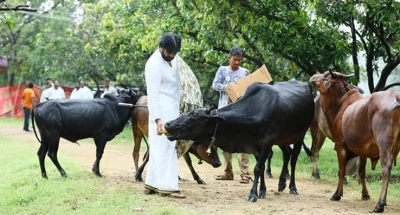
left=164, top=80, right=315, bottom=202
left=32, top=92, right=137, bottom=178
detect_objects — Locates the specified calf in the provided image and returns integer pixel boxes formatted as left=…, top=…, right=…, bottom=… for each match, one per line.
left=310, top=71, right=400, bottom=213
left=164, top=80, right=315, bottom=202
left=32, top=92, right=137, bottom=178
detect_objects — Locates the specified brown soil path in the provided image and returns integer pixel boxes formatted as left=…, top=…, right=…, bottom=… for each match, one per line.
left=2, top=124, right=400, bottom=215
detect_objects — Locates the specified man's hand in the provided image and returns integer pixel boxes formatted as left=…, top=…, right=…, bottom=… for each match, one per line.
left=155, top=118, right=164, bottom=136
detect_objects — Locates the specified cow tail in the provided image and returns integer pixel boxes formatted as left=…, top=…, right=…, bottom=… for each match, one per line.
left=142, top=136, right=149, bottom=161
left=302, top=142, right=313, bottom=161
left=31, top=105, right=42, bottom=144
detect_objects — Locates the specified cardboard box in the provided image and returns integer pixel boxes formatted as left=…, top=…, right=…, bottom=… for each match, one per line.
left=225, top=64, right=273, bottom=102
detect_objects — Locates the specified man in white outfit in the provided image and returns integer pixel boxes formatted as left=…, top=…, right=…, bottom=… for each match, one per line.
left=79, top=80, right=94, bottom=99
left=69, top=82, right=81, bottom=99
left=144, top=32, right=185, bottom=199
left=47, top=80, right=66, bottom=100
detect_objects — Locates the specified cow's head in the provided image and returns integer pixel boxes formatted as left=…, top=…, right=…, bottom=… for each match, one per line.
left=188, top=143, right=221, bottom=168
left=118, top=89, right=139, bottom=105
left=164, top=108, right=226, bottom=141
left=309, top=71, right=357, bottom=95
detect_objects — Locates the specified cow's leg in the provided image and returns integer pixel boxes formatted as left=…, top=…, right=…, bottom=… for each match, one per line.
left=278, top=145, right=291, bottom=191
left=287, top=141, right=302, bottom=194
left=135, top=150, right=149, bottom=181
left=372, top=142, right=393, bottom=213
left=132, top=129, right=143, bottom=171
left=357, top=156, right=370, bottom=200
left=247, top=145, right=270, bottom=202
left=37, top=143, right=49, bottom=179
left=92, top=138, right=108, bottom=177
left=310, top=121, right=325, bottom=180
left=265, top=150, right=273, bottom=178
left=182, top=152, right=206, bottom=184
left=331, top=146, right=348, bottom=201
left=46, top=138, right=67, bottom=178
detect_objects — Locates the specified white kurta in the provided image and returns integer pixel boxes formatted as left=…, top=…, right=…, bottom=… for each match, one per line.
left=144, top=49, right=180, bottom=193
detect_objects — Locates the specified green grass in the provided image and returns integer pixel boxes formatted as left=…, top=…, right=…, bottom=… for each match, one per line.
left=0, top=118, right=194, bottom=215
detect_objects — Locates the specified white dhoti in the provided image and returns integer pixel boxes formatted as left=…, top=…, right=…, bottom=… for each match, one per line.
left=145, top=122, right=179, bottom=193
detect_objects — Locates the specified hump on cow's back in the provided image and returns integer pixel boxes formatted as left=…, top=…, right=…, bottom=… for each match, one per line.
left=136, top=95, right=147, bottom=106
left=103, top=93, right=118, bottom=101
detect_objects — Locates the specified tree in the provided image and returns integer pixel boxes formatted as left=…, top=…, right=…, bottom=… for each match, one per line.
left=0, top=0, right=66, bottom=86
left=315, top=0, right=400, bottom=93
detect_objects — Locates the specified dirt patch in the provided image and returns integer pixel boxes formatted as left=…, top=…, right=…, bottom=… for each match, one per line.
left=2, top=124, right=400, bottom=214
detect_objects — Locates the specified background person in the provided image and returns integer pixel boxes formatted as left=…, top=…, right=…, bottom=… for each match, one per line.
left=212, top=46, right=251, bottom=184
left=69, top=82, right=81, bottom=99
left=21, top=82, right=37, bottom=132
left=47, top=80, right=66, bottom=100
left=79, top=80, right=94, bottom=99
left=101, top=79, right=118, bottom=98
left=40, top=77, right=53, bottom=102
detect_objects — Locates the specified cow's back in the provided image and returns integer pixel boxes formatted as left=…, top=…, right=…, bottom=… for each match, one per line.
left=340, top=89, right=400, bottom=158
left=133, top=96, right=149, bottom=136
left=34, top=98, right=121, bottom=142
left=219, top=80, right=314, bottom=146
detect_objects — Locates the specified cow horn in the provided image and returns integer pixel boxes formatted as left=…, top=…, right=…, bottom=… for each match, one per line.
left=345, top=74, right=355, bottom=78
left=329, top=70, right=335, bottom=78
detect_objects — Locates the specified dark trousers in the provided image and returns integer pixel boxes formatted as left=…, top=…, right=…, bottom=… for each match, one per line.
left=23, top=107, right=31, bottom=131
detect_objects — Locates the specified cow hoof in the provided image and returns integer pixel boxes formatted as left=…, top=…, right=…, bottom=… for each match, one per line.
left=93, top=171, right=102, bottom=177
left=278, top=183, right=287, bottom=191
left=312, top=172, right=321, bottom=180
left=258, top=192, right=266, bottom=199
left=135, top=174, right=143, bottom=182
left=361, top=194, right=370, bottom=200
left=247, top=195, right=258, bottom=202
left=372, top=202, right=386, bottom=213
left=265, top=172, right=273, bottom=179
left=196, top=179, right=206, bottom=185
left=289, top=188, right=298, bottom=195
left=330, top=194, right=342, bottom=201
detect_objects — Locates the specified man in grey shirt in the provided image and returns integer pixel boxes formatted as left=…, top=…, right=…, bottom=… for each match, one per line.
left=212, top=46, right=251, bottom=184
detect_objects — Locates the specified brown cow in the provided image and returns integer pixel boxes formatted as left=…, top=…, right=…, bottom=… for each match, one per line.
left=132, top=96, right=221, bottom=184
left=310, top=71, right=400, bottom=213
left=310, top=95, right=359, bottom=182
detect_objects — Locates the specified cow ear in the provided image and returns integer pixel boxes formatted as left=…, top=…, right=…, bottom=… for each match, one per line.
left=323, top=80, right=331, bottom=89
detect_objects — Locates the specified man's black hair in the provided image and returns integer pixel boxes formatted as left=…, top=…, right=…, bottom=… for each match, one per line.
left=159, top=32, right=182, bottom=52
left=229, top=46, right=244, bottom=56
left=28, top=82, right=34, bottom=88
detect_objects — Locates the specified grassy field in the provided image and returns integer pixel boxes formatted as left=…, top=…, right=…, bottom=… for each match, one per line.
left=1, top=118, right=400, bottom=214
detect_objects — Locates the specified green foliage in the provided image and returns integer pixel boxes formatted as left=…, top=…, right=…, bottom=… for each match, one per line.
left=1, top=0, right=400, bottom=100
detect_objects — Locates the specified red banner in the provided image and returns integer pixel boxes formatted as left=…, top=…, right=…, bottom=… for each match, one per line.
left=0, top=84, right=73, bottom=118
